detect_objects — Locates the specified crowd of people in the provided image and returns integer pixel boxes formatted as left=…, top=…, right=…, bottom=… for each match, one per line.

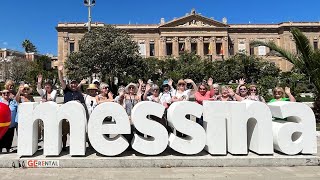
left=0, top=65, right=296, bottom=152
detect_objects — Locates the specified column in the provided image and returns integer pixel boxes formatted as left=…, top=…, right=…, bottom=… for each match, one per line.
left=75, top=37, right=79, bottom=52
left=146, top=39, right=150, bottom=58
left=223, top=36, right=228, bottom=58
left=185, top=37, right=191, bottom=53
left=245, top=38, right=250, bottom=55
left=154, top=38, right=159, bottom=57
left=159, top=36, right=166, bottom=58
left=197, top=37, right=204, bottom=57
left=210, top=37, right=216, bottom=57
left=172, top=37, right=179, bottom=57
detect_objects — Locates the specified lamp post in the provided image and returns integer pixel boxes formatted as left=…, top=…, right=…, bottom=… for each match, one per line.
left=84, top=0, right=96, bottom=32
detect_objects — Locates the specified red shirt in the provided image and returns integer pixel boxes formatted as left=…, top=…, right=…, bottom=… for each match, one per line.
left=194, top=89, right=214, bottom=105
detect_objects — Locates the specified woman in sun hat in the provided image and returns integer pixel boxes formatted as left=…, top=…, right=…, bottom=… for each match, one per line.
left=15, top=83, right=34, bottom=103
left=83, top=84, right=99, bottom=115
left=118, top=82, right=141, bottom=148
left=119, top=83, right=141, bottom=117
left=171, top=79, right=197, bottom=102
left=160, top=79, right=176, bottom=109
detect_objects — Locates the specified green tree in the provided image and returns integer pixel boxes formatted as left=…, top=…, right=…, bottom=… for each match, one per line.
left=251, top=27, right=320, bottom=121
left=22, top=39, right=37, bottom=53
left=65, top=25, right=140, bottom=83
left=26, top=56, right=58, bottom=85
left=251, top=28, right=320, bottom=93
left=8, top=57, right=33, bottom=83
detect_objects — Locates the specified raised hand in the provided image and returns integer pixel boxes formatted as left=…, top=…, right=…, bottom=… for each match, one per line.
left=227, top=87, right=235, bottom=96
left=19, top=85, right=24, bottom=93
left=80, top=79, right=86, bottom=85
left=138, top=79, right=143, bottom=86
left=239, top=78, right=246, bottom=85
left=108, top=91, right=113, bottom=98
left=119, top=90, right=124, bottom=97
left=168, top=78, right=173, bottom=86
left=184, top=79, right=193, bottom=83
left=37, top=74, right=43, bottom=83
left=58, top=65, right=64, bottom=71
left=285, top=87, right=291, bottom=95
left=145, top=84, right=151, bottom=92
left=207, top=77, right=213, bottom=86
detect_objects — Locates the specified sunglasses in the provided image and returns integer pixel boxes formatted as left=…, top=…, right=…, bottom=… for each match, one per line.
left=275, top=91, right=283, bottom=94
left=240, top=88, right=247, bottom=91
left=129, top=87, right=135, bottom=89
left=250, top=89, right=257, bottom=92
left=2, top=92, right=9, bottom=95
left=103, top=87, right=109, bottom=89
left=199, top=88, right=206, bottom=90
left=24, top=88, right=30, bottom=91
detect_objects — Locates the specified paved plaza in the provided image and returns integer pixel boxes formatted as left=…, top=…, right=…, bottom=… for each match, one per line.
left=0, top=166, right=320, bottom=179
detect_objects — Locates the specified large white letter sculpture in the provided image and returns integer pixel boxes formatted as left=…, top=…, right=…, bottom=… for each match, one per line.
left=18, top=102, right=41, bottom=156
left=204, top=101, right=273, bottom=155
left=226, top=101, right=273, bottom=155
left=131, top=101, right=168, bottom=155
left=88, top=102, right=131, bottom=156
left=268, top=101, right=317, bottom=155
left=167, top=101, right=206, bottom=155
left=18, top=101, right=87, bottom=156
left=203, top=101, right=228, bottom=155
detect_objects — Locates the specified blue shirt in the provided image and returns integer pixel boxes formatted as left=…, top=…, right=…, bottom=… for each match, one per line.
left=0, top=98, right=18, bottom=128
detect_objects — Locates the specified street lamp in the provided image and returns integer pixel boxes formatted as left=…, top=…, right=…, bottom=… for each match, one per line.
left=84, top=0, right=96, bottom=32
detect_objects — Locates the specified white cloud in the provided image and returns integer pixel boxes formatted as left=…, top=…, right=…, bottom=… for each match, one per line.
left=2, top=42, right=8, bottom=46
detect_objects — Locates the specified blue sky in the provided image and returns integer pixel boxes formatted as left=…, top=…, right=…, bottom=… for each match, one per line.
left=1, top=0, right=320, bottom=55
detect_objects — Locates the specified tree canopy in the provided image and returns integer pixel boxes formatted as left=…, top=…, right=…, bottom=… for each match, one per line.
left=22, top=39, right=37, bottom=53
left=65, top=25, right=141, bottom=82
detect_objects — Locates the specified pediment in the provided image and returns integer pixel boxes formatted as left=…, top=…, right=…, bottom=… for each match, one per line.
left=160, top=14, right=228, bottom=28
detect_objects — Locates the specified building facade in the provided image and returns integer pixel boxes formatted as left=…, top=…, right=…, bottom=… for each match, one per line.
left=56, top=9, right=320, bottom=71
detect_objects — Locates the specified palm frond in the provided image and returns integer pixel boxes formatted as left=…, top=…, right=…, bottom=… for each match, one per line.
left=290, top=28, right=314, bottom=72
left=250, top=40, right=303, bottom=69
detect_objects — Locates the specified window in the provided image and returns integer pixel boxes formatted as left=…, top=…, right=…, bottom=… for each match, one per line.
left=238, top=41, right=246, bottom=53
left=258, top=46, right=266, bottom=56
left=250, top=46, right=254, bottom=55
left=179, top=43, right=185, bottom=52
left=69, top=42, right=75, bottom=53
left=166, top=43, right=172, bottom=56
left=314, top=41, right=318, bottom=50
left=138, top=42, right=146, bottom=56
left=204, top=43, right=210, bottom=55
left=191, top=43, right=197, bottom=53
left=229, top=43, right=234, bottom=56
left=216, top=42, right=222, bottom=55
left=149, top=43, right=155, bottom=56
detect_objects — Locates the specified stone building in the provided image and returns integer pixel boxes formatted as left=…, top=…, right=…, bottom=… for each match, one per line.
left=56, top=9, right=320, bottom=71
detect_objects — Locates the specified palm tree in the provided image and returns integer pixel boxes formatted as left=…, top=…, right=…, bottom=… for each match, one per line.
left=250, top=27, right=320, bottom=121
left=22, top=39, right=37, bottom=53
left=250, top=27, right=320, bottom=92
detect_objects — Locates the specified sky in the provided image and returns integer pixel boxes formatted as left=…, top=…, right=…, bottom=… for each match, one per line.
left=1, top=0, right=320, bottom=56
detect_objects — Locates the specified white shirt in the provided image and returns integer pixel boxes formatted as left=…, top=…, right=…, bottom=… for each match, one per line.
left=84, top=94, right=98, bottom=115
left=37, top=88, right=57, bottom=102
left=173, top=89, right=191, bottom=101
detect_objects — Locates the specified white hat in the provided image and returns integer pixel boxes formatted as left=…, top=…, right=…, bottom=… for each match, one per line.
left=147, top=79, right=153, bottom=84
left=92, top=79, right=100, bottom=84
left=125, top=83, right=138, bottom=93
